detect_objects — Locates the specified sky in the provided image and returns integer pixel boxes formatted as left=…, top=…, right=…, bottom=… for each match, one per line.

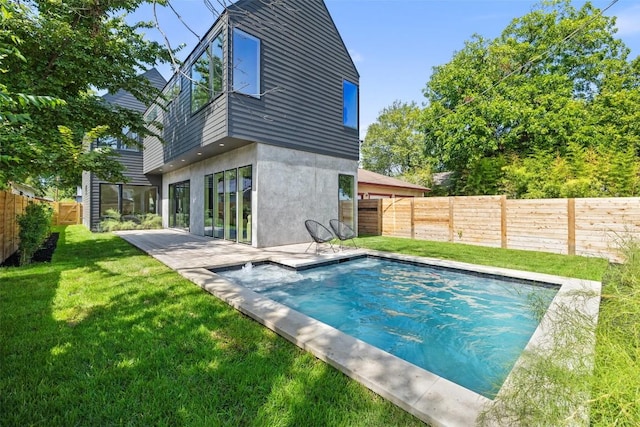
left=128, top=0, right=640, bottom=139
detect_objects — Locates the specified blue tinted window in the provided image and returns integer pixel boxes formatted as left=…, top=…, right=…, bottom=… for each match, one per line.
left=343, top=80, right=358, bottom=129
left=233, top=29, right=260, bottom=97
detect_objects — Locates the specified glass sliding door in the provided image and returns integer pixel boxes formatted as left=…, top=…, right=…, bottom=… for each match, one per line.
left=338, top=174, right=355, bottom=228
left=214, top=172, right=224, bottom=238
left=238, top=165, right=252, bottom=244
left=204, top=174, right=214, bottom=237
left=169, top=180, right=190, bottom=230
left=224, top=169, right=237, bottom=240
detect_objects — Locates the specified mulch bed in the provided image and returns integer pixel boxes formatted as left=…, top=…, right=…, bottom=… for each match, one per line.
left=1, top=232, right=60, bottom=267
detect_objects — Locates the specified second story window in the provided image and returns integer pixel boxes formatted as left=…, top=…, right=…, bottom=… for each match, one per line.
left=343, top=80, right=359, bottom=129
left=232, top=28, right=261, bottom=97
left=191, top=31, right=225, bottom=113
left=212, top=32, right=224, bottom=96
left=96, top=129, right=141, bottom=152
left=191, top=47, right=212, bottom=112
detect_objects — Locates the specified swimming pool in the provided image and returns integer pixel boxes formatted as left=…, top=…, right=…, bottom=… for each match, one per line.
left=216, top=256, right=558, bottom=398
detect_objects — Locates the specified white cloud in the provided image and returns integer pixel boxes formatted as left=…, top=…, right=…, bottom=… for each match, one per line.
left=614, top=5, right=640, bottom=36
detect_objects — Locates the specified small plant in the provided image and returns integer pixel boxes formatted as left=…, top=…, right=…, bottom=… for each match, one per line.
left=140, top=214, right=162, bottom=229
left=17, top=202, right=53, bottom=265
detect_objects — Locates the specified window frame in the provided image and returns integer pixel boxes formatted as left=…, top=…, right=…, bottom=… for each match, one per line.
left=190, top=44, right=213, bottom=113
left=343, top=79, right=359, bottom=129
left=232, top=28, right=261, bottom=98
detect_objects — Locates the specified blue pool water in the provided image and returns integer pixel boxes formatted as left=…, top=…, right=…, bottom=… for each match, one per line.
left=217, top=257, right=558, bottom=397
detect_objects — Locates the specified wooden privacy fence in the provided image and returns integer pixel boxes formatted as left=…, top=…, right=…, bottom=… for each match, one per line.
left=358, top=196, right=640, bottom=261
left=0, top=190, right=82, bottom=264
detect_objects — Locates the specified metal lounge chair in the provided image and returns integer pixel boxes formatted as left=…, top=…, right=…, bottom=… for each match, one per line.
left=304, top=220, right=336, bottom=254
left=329, top=219, right=358, bottom=249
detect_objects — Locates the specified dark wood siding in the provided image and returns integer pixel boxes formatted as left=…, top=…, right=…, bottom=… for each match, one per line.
left=143, top=0, right=359, bottom=171
left=144, top=21, right=229, bottom=171
left=227, top=0, right=360, bottom=160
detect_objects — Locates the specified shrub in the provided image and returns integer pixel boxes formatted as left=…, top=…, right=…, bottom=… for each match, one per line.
left=97, top=212, right=162, bottom=231
left=17, top=203, right=53, bottom=265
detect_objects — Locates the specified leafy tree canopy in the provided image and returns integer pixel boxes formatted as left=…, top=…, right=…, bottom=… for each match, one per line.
left=0, top=0, right=172, bottom=189
left=363, top=0, right=640, bottom=198
left=361, top=101, right=426, bottom=176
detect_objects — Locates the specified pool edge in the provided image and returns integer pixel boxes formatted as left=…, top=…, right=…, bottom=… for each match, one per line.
left=177, top=251, right=601, bottom=427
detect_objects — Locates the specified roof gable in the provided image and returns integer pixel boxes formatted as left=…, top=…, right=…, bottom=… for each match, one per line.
left=358, top=169, right=430, bottom=191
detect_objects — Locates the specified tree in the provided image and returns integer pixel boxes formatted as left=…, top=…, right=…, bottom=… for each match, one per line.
left=420, top=0, right=637, bottom=195
left=361, top=101, right=427, bottom=177
left=0, top=0, right=172, bottom=188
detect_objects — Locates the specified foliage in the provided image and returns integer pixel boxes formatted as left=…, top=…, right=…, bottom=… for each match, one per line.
left=0, top=0, right=172, bottom=188
left=362, top=0, right=640, bottom=198
left=98, top=211, right=162, bottom=231
left=16, top=202, right=52, bottom=265
left=591, top=238, right=640, bottom=425
left=502, top=143, right=639, bottom=198
left=0, top=226, right=424, bottom=426
left=361, top=101, right=427, bottom=176
left=0, top=0, right=66, bottom=188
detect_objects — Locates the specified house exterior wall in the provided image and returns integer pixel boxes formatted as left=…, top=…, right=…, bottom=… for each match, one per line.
left=226, top=0, right=359, bottom=160
left=84, top=147, right=161, bottom=230
left=161, top=143, right=357, bottom=248
left=255, top=144, right=358, bottom=247
left=143, top=0, right=359, bottom=175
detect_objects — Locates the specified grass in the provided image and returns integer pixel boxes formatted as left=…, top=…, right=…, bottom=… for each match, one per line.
left=590, top=241, right=640, bottom=425
left=0, top=226, right=424, bottom=427
left=2, top=227, right=631, bottom=426
left=357, top=235, right=608, bottom=281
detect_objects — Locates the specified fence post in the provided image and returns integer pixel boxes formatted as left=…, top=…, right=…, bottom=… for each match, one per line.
left=568, top=198, right=576, bottom=255
left=377, top=199, right=383, bottom=235
left=501, top=195, right=507, bottom=249
left=410, top=198, right=415, bottom=239
left=448, top=197, right=454, bottom=242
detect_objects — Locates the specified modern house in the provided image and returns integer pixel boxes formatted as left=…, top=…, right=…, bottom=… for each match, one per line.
left=358, top=169, right=429, bottom=199
left=83, top=0, right=360, bottom=248
left=82, top=68, right=167, bottom=228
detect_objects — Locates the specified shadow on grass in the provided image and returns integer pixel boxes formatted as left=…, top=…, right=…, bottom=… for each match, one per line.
left=1, top=226, right=423, bottom=426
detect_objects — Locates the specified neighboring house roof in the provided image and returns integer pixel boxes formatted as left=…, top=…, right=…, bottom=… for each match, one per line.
left=101, top=68, right=166, bottom=112
left=358, top=169, right=430, bottom=191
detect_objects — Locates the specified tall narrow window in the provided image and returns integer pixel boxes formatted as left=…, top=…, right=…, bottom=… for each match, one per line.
left=237, top=165, right=252, bottom=244
left=224, top=169, right=237, bottom=240
left=191, top=47, right=212, bottom=112
left=338, top=174, right=355, bottom=229
left=204, top=174, right=214, bottom=237
left=343, top=80, right=358, bottom=129
left=233, top=28, right=261, bottom=97
left=214, top=172, right=225, bottom=239
left=212, top=32, right=224, bottom=96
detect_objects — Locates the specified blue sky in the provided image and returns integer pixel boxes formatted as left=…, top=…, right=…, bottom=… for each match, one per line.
left=129, top=0, right=640, bottom=139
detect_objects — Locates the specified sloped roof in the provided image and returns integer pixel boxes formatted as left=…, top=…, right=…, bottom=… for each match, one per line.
left=101, top=68, right=167, bottom=111
left=358, top=169, right=430, bottom=191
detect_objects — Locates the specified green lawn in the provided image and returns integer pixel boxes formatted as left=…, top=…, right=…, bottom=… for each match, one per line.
left=356, top=235, right=608, bottom=281
left=0, top=226, right=424, bottom=427
left=2, top=226, right=635, bottom=426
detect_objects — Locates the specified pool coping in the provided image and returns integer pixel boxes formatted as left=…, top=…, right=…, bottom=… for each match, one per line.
left=177, top=250, right=602, bottom=427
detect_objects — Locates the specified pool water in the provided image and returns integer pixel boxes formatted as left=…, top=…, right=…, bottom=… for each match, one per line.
left=217, top=257, right=558, bottom=398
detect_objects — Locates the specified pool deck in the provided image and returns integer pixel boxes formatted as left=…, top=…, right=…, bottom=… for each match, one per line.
left=115, top=229, right=602, bottom=427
